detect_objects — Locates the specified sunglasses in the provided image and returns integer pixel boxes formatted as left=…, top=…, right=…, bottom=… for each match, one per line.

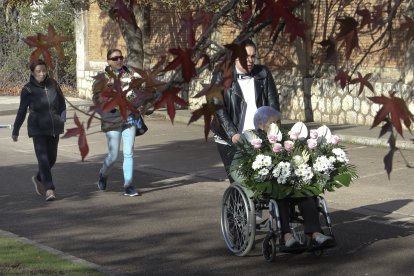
left=108, top=56, right=124, bottom=61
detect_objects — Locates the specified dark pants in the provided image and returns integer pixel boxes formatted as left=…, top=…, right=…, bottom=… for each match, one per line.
left=277, top=197, right=322, bottom=235
left=216, top=143, right=235, bottom=183
left=32, top=135, right=59, bottom=190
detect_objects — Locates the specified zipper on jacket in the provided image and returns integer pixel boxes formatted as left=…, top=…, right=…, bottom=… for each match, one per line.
left=45, top=86, right=56, bottom=137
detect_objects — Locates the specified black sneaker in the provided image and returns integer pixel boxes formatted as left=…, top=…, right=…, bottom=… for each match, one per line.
left=98, top=173, right=107, bottom=191
left=124, top=185, right=139, bottom=197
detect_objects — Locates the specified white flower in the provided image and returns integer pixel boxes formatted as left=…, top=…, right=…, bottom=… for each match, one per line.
left=272, top=162, right=291, bottom=184
left=256, top=154, right=265, bottom=162
left=267, top=123, right=283, bottom=142
left=262, top=155, right=272, bottom=167
left=258, top=168, right=270, bottom=176
left=332, top=148, right=349, bottom=163
left=290, top=122, right=308, bottom=140
left=313, top=155, right=334, bottom=173
left=328, top=156, right=337, bottom=163
left=294, top=164, right=314, bottom=183
left=252, top=160, right=263, bottom=170
left=292, top=155, right=304, bottom=166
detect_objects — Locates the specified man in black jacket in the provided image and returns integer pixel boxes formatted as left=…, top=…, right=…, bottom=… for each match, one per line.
left=211, top=39, right=280, bottom=181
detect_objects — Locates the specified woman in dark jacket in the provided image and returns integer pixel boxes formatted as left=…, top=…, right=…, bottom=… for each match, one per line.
left=12, top=59, right=66, bottom=201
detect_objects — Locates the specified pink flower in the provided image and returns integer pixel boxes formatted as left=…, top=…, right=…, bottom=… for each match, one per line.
left=272, top=143, right=283, bottom=153
left=289, top=131, right=299, bottom=140
left=310, top=129, right=318, bottom=139
left=307, top=138, right=318, bottom=149
left=330, top=135, right=341, bottom=145
left=268, top=134, right=277, bottom=144
left=251, top=138, right=263, bottom=149
left=284, top=140, right=294, bottom=152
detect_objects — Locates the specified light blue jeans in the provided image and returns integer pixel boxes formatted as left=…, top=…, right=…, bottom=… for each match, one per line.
left=100, top=122, right=136, bottom=187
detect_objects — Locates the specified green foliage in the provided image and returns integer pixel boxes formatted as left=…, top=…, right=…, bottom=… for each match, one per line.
left=0, top=0, right=75, bottom=89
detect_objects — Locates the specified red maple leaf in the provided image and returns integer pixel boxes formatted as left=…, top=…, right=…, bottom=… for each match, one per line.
left=131, top=68, right=166, bottom=93
left=212, top=60, right=234, bottom=90
left=334, top=69, right=350, bottom=90
left=153, top=87, right=188, bottom=123
left=336, top=17, right=359, bottom=59
left=163, top=48, right=196, bottom=83
left=43, top=24, right=72, bottom=59
left=112, top=0, right=136, bottom=26
left=23, top=33, right=54, bottom=68
left=62, top=113, right=89, bottom=161
left=101, top=78, right=138, bottom=120
left=254, top=0, right=305, bottom=41
left=400, top=16, right=414, bottom=44
left=188, top=103, right=216, bottom=141
left=368, top=92, right=414, bottom=137
left=193, top=83, right=224, bottom=102
left=23, top=24, right=71, bottom=69
left=349, top=72, right=374, bottom=96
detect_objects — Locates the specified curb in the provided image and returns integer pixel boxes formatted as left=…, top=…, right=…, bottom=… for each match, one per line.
left=0, top=229, right=116, bottom=276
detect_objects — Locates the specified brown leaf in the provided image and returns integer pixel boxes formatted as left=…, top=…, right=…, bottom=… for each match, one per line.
left=369, top=93, right=414, bottom=137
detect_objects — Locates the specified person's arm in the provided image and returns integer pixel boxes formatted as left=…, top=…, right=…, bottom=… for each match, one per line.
left=12, top=87, right=31, bottom=141
left=211, top=72, right=239, bottom=143
left=92, top=72, right=107, bottom=115
left=265, top=67, right=280, bottom=112
left=55, top=81, right=67, bottom=122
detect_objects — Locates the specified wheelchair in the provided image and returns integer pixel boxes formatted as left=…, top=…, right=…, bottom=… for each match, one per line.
left=220, top=182, right=335, bottom=262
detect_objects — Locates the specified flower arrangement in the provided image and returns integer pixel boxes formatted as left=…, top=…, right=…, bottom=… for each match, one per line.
left=230, top=122, right=358, bottom=200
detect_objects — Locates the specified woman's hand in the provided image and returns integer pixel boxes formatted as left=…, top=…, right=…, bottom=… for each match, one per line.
left=231, top=133, right=241, bottom=144
left=12, top=135, right=18, bottom=142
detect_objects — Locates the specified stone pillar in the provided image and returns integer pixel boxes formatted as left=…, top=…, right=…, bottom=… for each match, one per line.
left=75, top=9, right=89, bottom=99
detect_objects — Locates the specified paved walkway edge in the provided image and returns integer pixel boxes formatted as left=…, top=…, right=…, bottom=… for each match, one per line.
left=0, top=229, right=115, bottom=275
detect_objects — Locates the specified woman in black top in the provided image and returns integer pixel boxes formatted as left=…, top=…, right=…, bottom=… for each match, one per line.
left=12, top=59, right=66, bottom=201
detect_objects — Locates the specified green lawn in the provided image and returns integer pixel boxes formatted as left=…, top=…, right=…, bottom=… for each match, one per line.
left=0, top=236, right=106, bottom=275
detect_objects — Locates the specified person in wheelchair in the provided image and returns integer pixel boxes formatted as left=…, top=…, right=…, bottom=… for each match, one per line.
left=253, top=106, right=336, bottom=250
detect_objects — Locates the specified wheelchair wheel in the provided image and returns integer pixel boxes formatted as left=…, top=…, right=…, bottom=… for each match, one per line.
left=221, top=183, right=256, bottom=256
left=262, top=232, right=276, bottom=262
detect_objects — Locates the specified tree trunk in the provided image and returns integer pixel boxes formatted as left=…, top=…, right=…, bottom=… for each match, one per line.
left=118, top=18, right=144, bottom=69
left=302, top=0, right=314, bottom=122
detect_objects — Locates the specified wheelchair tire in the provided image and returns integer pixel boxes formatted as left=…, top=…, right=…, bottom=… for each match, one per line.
left=262, top=232, right=276, bottom=262
left=221, top=183, right=256, bottom=256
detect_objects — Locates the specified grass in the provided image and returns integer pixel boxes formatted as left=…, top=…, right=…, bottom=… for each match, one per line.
left=0, top=236, right=106, bottom=275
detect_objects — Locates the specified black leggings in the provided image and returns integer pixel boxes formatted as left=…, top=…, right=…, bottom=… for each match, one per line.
left=32, top=135, right=59, bottom=190
left=277, top=197, right=322, bottom=235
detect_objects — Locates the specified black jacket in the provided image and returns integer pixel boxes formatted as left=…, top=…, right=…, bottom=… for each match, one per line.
left=13, top=75, right=66, bottom=138
left=211, top=64, right=280, bottom=142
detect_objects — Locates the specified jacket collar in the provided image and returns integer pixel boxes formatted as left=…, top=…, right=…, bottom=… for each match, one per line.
left=30, top=74, right=49, bottom=88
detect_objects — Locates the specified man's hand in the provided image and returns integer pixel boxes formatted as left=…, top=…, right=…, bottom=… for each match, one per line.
left=12, top=135, right=18, bottom=142
left=231, top=133, right=240, bottom=144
